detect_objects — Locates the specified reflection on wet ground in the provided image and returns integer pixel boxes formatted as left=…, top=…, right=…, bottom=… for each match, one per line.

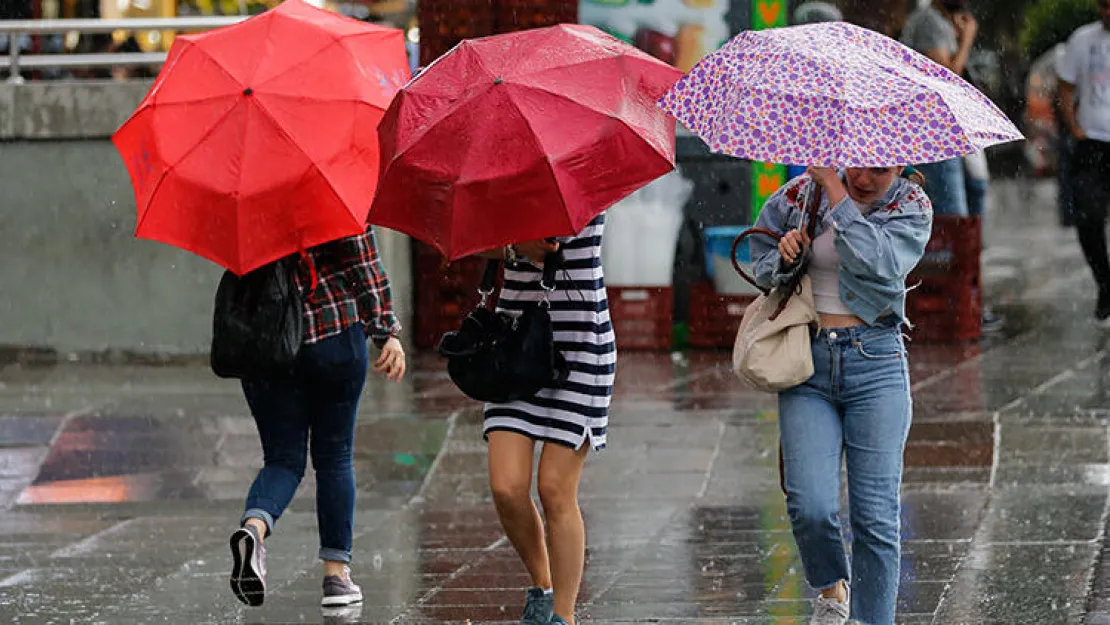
left=2, top=187, right=1110, bottom=623
left=0, top=296, right=1108, bottom=625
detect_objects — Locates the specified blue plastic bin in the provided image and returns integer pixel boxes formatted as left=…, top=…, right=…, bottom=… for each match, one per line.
left=703, top=226, right=753, bottom=281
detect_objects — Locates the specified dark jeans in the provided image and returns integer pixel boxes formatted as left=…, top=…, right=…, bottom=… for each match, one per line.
left=1073, top=139, right=1110, bottom=292
left=240, top=324, right=369, bottom=563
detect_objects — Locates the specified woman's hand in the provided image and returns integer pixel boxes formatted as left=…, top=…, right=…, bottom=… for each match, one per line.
left=806, top=166, right=847, bottom=207
left=953, top=11, right=978, bottom=44
left=778, top=229, right=811, bottom=264
left=513, top=239, right=560, bottom=264
left=374, top=336, right=406, bottom=382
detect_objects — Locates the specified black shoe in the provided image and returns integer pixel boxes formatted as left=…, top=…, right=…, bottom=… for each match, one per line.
left=981, top=307, right=1005, bottom=333
left=230, top=524, right=266, bottom=607
left=1097, top=290, right=1110, bottom=326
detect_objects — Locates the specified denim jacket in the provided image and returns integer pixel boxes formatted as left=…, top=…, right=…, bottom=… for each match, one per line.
left=751, top=174, right=933, bottom=325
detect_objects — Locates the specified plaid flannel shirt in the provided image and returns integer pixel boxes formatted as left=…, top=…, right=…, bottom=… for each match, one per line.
left=294, top=226, right=401, bottom=347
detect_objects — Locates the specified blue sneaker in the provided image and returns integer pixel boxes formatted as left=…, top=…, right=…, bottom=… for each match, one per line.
left=549, top=615, right=570, bottom=625
left=520, top=587, right=553, bottom=625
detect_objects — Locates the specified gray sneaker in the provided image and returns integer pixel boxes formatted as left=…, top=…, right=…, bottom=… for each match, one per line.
left=809, top=585, right=850, bottom=625
left=229, top=524, right=266, bottom=607
left=520, top=587, right=554, bottom=625
left=322, top=567, right=363, bottom=607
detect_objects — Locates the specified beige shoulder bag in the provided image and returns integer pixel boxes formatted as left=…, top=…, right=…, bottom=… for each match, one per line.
left=729, top=187, right=821, bottom=393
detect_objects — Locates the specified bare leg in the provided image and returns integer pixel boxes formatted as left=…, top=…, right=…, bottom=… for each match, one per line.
left=488, top=431, right=552, bottom=589
left=537, top=442, right=589, bottom=624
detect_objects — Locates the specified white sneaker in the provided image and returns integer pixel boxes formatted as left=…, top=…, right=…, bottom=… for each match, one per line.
left=809, top=584, right=850, bottom=625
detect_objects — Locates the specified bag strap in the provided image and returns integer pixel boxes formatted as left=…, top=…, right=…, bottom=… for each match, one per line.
left=478, top=259, right=501, bottom=307
left=730, top=179, right=823, bottom=321
left=802, top=181, right=821, bottom=240
left=476, top=249, right=563, bottom=308
left=540, top=250, right=561, bottom=290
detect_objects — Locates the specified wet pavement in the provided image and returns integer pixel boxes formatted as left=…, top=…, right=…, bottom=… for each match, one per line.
left=1, top=180, right=1109, bottom=624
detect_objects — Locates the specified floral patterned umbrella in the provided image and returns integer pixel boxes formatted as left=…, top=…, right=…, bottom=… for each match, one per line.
left=657, top=21, right=1023, bottom=167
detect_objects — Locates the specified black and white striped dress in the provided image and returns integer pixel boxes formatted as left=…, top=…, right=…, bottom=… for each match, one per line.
left=483, top=214, right=615, bottom=451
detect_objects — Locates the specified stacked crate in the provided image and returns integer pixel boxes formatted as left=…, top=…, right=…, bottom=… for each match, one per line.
left=417, top=0, right=497, bottom=66
left=412, top=244, right=495, bottom=350
left=905, top=216, right=982, bottom=343
left=607, top=287, right=673, bottom=351
left=686, top=280, right=757, bottom=349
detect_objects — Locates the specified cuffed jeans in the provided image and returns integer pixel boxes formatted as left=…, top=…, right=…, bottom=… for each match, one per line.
left=778, top=323, right=912, bottom=625
left=240, top=324, right=369, bottom=563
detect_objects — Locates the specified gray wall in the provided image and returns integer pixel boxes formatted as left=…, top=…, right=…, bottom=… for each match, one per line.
left=0, top=80, right=412, bottom=356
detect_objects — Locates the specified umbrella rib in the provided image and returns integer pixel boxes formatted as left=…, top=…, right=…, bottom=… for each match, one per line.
left=512, top=82, right=673, bottom=163
left=248, top=96, right=364, bottom=236
left=141, top=94, right=241, bottom=108
left=250, top=93, right=383, bottom=106
left=501, top=86, right=574, bottom=237
left=253, top=36, right=344, bottom=93
left=243, top=8, right=279, bottom=87
left=384, top=86, right=494, bottom=171
left=132, top=99, right=245, bottom=239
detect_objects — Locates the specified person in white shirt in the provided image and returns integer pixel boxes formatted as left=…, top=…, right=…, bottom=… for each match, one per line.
left=1058, top=0, right=1110, bottom=324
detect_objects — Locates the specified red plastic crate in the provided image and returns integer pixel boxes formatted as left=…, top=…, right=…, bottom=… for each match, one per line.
left=905, top=216, right=982, bottom=343
left=911, top=216, right=982, bottom=278
left=413, top=243, right=497, bottom=350
left=687, top=281, right=756, bottom=349
left=495, top=0, right=577, bottom=32
left=418, top=0, right=576, bottom=66
left=418, top=0, right=496, bottom=66
left=607, top=286, right=673, bottom=351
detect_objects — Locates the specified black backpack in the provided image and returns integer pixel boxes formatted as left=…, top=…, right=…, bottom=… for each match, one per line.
left=210, top=256, right=306, bottom=379
left=437, top=253, right=569, bottom=403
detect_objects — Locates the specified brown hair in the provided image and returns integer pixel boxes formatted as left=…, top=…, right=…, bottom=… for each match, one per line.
left=899, top=164, right=926, bottom=187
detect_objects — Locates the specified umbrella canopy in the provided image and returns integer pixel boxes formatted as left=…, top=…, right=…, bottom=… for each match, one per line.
left=368, top=24, right=684, bottom=261
left=658, top=21, right=1023, bottom=167
left=113, top=0, right=410, bottom=275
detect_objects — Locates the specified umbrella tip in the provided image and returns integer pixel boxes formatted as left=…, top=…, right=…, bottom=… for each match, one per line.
left=493, top=77, right=503, bottom=85
left=243, top=88, right=254, bottom=96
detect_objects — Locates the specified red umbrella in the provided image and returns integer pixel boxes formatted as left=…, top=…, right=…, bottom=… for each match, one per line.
left=112, top=0, right=410, bottom=275
left=368, top=24, right=683, bottom=261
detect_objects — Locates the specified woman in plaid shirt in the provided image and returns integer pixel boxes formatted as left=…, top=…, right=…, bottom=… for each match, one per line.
left=228, top=225, right=405, bottom=609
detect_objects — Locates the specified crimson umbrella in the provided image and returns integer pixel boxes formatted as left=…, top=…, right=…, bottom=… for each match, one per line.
left=368, top=24, right=683, bottom=260
left=112, top=0, right=410, bottom=275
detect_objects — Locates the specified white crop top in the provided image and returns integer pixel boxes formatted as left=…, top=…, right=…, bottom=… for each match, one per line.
left=809, top=228, right=855, bottom=316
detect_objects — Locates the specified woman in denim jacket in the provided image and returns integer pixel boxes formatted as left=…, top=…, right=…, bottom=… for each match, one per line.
left=750, top=166, right=933, bottom=625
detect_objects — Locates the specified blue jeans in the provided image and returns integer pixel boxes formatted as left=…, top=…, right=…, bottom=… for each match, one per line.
left=965, top=176, right=987, bottom=219
left=778, top=324, right=912, bottom=625
left=240, top=324, right=369, bottom=563
left=916, top=158, right=968, bottom=217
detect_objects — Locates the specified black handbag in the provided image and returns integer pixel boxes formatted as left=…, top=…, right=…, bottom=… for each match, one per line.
left=437, top=252, right=569, bottom=403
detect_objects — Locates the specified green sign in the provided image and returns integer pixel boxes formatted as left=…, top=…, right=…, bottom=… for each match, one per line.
left=749, top=0, right=787, bottom=220
left=751, top=0, right=787, bottom=29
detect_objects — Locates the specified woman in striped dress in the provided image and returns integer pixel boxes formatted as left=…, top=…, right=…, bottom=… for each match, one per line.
left=480, top=214, right=615, bottom=625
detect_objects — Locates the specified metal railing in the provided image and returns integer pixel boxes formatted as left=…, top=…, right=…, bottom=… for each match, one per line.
left=0, top=17, right=246, bottom=83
